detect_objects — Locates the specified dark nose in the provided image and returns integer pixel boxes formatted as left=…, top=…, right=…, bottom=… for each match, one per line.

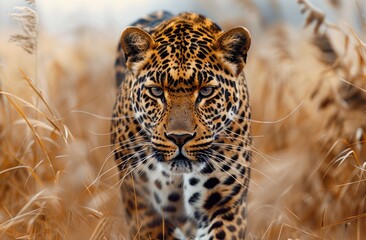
left=165, top=132, right=195, bottom=148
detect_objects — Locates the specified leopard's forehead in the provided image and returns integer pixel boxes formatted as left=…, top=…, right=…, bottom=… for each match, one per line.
left=141, top=13, right=229, bottom=92
left=152, top=13, right=222, bottom=38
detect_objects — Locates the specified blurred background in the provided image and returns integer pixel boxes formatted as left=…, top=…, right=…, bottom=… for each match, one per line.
left=1, top=0, right=366, bottom=239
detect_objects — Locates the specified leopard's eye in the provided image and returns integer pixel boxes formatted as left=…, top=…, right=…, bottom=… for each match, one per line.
left=199, top=87, right=215, bottom=98
left=148, top=87, right=164, bottom=98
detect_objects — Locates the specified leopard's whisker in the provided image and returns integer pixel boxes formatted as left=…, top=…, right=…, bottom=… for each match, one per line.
left=209, top=148, right=275, bottom=184
left=107, top=145, right=147, bottom=163
left=94, top=141, right=150, bottom=182
left=203, top=150, right=260, bottom=189
left=87, top=148, right=150, bottom=191
left=115, top=145, right=152, bottom=165
left=107, top=152, right=153, bottom=190
left=219, top=129, right=280, bottom=168
left=211, top=142, right=280, bottom=167
left=111, top=129, right=148, bottom=145
left=90, top=146, right=151, bottom=189
left=219, top=132, right=264, bottom=140
left=211, top=142, right=251, bottom=152
left=122, top=142, right=152, bottom=151
left=220, top=127, right=262, bottom=141
left=116, top=153, right=155, bottom=188
left=232, top=100, right=303, bottom=124
left=221, top=127, right=250, bottom=143
left=200, top=152, right=257, bottom=192
left=138, top=158, right=155, bottom=177
left=91, top=136, right=146, bottom=152
left=90, top=122, right=146, bottom=136
left=105, top=134, right=150, bottom=161
left=71, top=109, right=135, bottom=121
left=110, top=114, right=146, bottom=137
left=110, top=119, right=147, bottom=137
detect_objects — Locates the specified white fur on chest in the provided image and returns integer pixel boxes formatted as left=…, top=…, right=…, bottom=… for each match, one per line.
left=140, top=164, right=208, bottom=221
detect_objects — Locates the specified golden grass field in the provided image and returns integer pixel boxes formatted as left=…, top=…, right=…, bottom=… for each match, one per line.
left=1, top=1, right=366, bottom=239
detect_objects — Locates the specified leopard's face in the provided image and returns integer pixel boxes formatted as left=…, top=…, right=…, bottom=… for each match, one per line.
left=131, top=67, right=241, bottom=173
left=121, top=17, right=250, bottom=173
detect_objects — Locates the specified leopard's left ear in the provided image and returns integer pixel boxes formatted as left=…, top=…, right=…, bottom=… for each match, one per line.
left=215, top=27, right=251, bottom=75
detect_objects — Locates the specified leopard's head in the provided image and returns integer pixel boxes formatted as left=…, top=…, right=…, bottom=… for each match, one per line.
left=120, top=15, right=251, bottom=173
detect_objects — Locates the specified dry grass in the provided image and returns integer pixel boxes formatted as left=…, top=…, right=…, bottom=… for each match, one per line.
left=8, top=1, right=37, bottom=55
left=247, top=26, right=366, bottom=239
left=0, top=29, right=125, bottom=239
left=1, top=1, right=365, bottom=239
left=246, top=2, right=366, bottom=238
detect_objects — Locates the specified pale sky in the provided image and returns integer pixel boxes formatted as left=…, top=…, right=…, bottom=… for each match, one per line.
left=0, top=0, right=360, bottom=39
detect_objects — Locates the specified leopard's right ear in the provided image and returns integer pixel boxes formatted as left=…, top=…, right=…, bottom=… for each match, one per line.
left=120, top=27, right=156, bottom=71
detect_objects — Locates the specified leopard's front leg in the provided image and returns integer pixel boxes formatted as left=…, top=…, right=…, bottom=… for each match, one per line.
left=120, top=174, right=178, bottom=240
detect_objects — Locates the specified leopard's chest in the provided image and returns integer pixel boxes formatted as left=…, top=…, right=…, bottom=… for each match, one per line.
left=132, top=162, right=209, bottom=224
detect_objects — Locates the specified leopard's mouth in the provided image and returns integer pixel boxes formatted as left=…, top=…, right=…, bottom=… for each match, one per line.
left=154, top=151, right=204, bottom=174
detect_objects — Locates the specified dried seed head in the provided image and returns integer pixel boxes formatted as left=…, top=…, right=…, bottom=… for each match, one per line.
left=9, top=2, right=38, bottom=54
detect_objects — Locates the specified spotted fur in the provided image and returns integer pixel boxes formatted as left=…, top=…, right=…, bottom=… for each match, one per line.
left=111, top=11, right=252, bottom=239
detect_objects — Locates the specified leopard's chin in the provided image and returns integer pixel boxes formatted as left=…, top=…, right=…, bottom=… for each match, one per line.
left=157, top=153, right=204, bottom=174
left=169, top=155, right=193, bottom=173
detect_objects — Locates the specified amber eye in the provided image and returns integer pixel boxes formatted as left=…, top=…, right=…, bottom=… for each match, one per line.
left=199, top=87, right=215, bottom=98
left=148, top=87, right=164, bottom=98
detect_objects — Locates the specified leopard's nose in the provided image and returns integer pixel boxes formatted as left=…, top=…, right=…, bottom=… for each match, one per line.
left=165, top=132, right=196, bottom=148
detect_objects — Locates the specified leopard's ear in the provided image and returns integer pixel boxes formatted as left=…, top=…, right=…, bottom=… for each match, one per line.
left=120, top=27, right=155, bottom=71
left=215, top=27, right=251, bottom=75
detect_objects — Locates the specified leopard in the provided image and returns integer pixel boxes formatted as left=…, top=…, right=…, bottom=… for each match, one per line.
left=111, top=11, right=252, bottom=240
